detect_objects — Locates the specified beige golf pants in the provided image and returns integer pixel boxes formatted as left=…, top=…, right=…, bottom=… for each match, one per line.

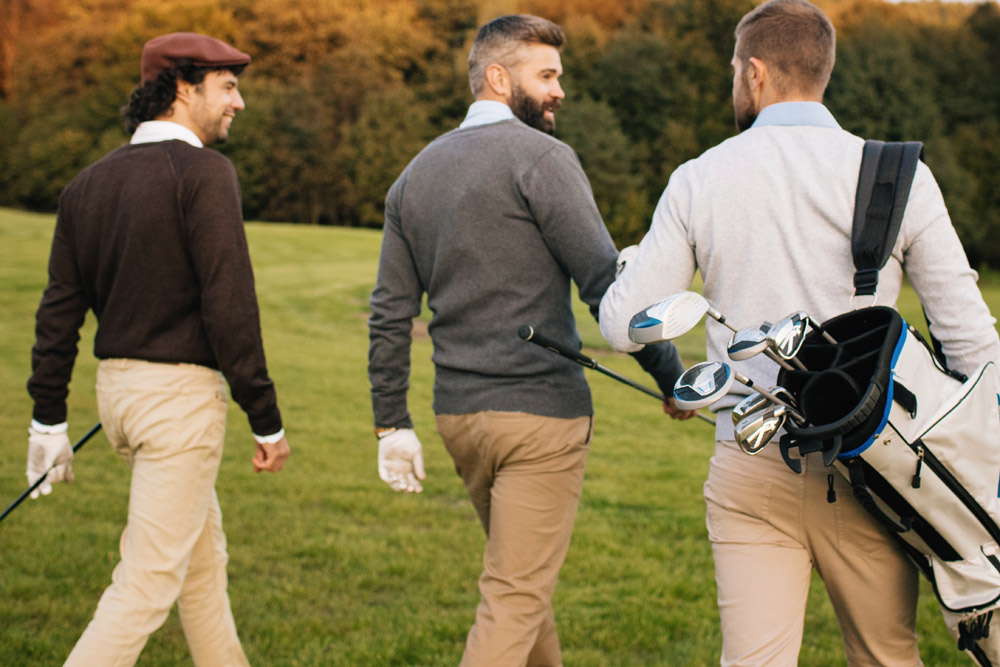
left=65, top=359, right=249, bottom=667
left=705, top=440, right=921, bottom=666
left=436, top=411, right=593, bottom=667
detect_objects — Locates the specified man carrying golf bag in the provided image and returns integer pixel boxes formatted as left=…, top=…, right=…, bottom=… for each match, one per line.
left=598, top=0, right=999, bottom=664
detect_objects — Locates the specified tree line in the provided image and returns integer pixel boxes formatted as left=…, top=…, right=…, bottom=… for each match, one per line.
left=1, top=0, right=998, bottom=268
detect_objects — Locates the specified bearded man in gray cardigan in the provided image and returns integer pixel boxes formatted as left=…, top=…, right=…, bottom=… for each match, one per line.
left=368, top=14, right=686, bottom=666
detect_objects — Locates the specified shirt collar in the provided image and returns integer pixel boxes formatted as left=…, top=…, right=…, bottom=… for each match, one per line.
left=459, top=100, right=516, bottom=129
left=130, top=121, right=204, bottom=148
left=751, top=102, right=841, bottom=130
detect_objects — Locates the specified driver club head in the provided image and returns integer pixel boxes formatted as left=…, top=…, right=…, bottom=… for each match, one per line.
left=766, top=312, right=809, bottom=360
left=629, top=291, right=709, bottom=344
left=735, top=404, right=789, bottom=455
left=673, top=361, right=735, bottom=410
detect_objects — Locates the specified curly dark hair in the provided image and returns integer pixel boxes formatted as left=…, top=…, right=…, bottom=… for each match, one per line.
left=120, top=60, right=247, bottom=134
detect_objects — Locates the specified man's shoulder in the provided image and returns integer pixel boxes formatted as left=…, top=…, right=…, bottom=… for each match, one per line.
left=425, top=120, right=570, bottom=160
left=680, top=125, right=863, bottom=178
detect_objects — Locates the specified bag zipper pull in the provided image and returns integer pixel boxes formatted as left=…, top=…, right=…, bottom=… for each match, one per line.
left=912, top=446, right=924, bottom=488
left=827, top=474, right=837, bottom=503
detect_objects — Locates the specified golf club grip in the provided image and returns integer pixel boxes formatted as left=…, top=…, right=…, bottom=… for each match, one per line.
left=518, top=325, right=597, bottom=368
left=0, top=422, right=103, bottom=525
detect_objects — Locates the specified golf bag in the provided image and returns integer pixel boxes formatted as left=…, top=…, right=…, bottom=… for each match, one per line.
left=774, top=140, right=1000, bottom=665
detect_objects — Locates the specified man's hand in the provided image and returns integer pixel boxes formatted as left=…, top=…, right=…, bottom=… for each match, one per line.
left=663, top=398, right=700, bottom=421
left=253, top=436, right=290, bottom=473
left=377, top=428, right=426, bottom=493
left=27, top=426, right=74, bottom=499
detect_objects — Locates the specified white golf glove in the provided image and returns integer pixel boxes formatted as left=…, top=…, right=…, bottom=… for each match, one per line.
left=27, top=425, right=74, bottom=499
left=377, top=428, right=426, bottom=493
left=616, top=245, right=639, bottom=276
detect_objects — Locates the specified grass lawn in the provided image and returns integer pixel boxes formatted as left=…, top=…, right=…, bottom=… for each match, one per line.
left=1, top=207, right=997, bottom=665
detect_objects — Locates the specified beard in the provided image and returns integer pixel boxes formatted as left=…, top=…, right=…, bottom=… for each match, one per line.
left=733, top=70, right=757, bottom=133
left=510, top=83, right=560, bottom=135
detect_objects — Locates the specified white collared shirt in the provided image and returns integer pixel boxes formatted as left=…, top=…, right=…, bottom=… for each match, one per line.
left=459, top=101, right=515, bottom=129
left=130, top=121, right=204, bottom=147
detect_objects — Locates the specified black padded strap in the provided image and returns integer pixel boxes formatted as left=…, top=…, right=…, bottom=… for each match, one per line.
left=852, top=140, right=924, bottom=297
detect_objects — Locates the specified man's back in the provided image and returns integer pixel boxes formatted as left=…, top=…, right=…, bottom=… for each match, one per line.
left=372, top=118, right=619, bottom=420
left=603, top=103, right=997, bottom=405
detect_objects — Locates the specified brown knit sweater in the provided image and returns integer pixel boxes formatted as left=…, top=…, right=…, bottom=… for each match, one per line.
left=28, top=139, right=282, bottom=436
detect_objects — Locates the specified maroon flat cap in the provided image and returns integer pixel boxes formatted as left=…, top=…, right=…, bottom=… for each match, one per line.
left=141, top=32, right=250, bottom=84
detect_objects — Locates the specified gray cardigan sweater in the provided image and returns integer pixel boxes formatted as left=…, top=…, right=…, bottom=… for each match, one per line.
left=369, top=119, right=682, bottom=427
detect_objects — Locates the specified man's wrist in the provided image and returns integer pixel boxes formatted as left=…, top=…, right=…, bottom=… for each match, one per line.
left=375, top=427, right=397, bottom=439
left=253, top=428, right=285, bottom=445
left=31, top=420, right=68, bottom=435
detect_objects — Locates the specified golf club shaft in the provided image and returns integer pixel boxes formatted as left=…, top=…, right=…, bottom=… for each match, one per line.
left=0, top=422, right=102, bottom=525
left=518, top=325, right=715, bottom=425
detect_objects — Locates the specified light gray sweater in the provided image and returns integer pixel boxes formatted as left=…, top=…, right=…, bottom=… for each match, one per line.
left=600, top=103, right=999, bottom=441
left=369, top=119, right=683, bottom=427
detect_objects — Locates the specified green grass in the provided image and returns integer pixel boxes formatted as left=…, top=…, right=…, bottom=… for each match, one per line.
left=1, top=207, right=998, bottom=665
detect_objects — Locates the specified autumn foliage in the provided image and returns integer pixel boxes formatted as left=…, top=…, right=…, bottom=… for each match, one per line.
left=1, top=0, right=998, bottom=267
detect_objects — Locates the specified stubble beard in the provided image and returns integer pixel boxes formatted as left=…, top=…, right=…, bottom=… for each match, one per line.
left=734, top=70, right=757, bottom=133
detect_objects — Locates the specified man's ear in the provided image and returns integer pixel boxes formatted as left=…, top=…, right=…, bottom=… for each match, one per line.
left=174, top=79, right=196, bottom=106
left=484, top=63, right=510, bottom=98
left=747, top=56, right=767, bottom=93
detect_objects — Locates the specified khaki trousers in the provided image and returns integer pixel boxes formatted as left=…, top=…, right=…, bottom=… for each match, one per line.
left=705, top=440, right=921, bottom=666
left=65, top=359, right=249, bottom=667
left=436, top=411, right=592, bottom=667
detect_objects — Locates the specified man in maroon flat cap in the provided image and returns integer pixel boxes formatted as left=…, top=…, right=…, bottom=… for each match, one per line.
left=27, top=31, right=290, bottom=666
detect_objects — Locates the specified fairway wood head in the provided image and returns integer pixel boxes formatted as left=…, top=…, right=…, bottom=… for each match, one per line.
left=629, top=291, right=709, bottom=344
left=766, top=312, right=808, bottom=360
left=727, top=327, right=770, bottom=362
left=673, top=361, right=735, bottom=410
left=735, top=405, right=788, bottom=455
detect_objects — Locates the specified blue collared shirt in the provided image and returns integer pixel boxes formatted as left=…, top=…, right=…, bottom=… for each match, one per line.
left=751, top=101, right=841, bottom=130
left=459, top=100, right=515, bottom=129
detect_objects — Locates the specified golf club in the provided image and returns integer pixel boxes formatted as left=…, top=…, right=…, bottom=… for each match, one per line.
left=673, top=361, right=734, bottom=410
left=0, top=422, right=103, bottom=525
left=763, top=314, right=810, bottom=370
left=519, top=325, right=715, bottom=425
left=726, top=326, right=799, bottom=371
left=735, top=404, right=790, bottom=455
left=679, top=361, right=806, bottom=422
left=731, top=386, right=797, bottom=426
left=798, top=311, right=838, bottom=344
left=629, top=291, right=738, bottom=345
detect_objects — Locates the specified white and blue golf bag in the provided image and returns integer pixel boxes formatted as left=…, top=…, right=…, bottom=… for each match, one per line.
left=773, top=141, right=1000, bottom=665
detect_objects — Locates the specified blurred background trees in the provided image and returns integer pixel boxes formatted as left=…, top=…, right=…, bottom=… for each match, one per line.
left=1, top=0, right=998, bottom=267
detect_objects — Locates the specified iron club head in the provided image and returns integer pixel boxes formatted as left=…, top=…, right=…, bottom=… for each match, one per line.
left=766, top=312, right=809, bottom=360
left=735, top=404, right=789, bottom=455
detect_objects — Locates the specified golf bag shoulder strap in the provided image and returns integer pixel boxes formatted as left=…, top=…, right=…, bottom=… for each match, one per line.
left=851, top=139, right=924, bottom=298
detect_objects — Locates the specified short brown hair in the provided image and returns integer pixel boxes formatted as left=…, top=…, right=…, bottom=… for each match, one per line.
left=468, top=14, right=564, bottom=97
left=735, top=0, right=835, bottom=98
